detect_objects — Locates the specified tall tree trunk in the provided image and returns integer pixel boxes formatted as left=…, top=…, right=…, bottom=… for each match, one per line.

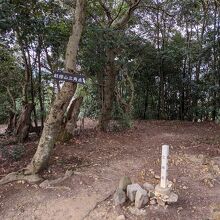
left=16, top=31, right=29, bottom=105
left=212, top=1, right=218, bottom=120
left=193, top=1, right=207, bottom=120
left=217, top=3, right=220, bottom=118
left=37, top=40, right=44, bottom=130
left=24, top=0, right=86, bottom=174
left=98, top=48, right=116, bottom=131
left=26, top=46, right=38, bottom=129
left=180, top=57, right=187, bottom=120
left=180, top=20, right=192, bottom=120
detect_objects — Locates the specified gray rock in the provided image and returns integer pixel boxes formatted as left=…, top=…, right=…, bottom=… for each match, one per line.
left=116, top=215, right=126, bottom=220
left=119, top=176, right=132, bottom=191
left=135, top=188, right=149, bottom=208
left=166, top=192, right=178, bottom=203
left=148, top=190, right=155, bottom=198
left=127, top=183, right=142, bottom=202
left=143, top=182, right=154, bottom=192
left=113, top=188, right=126, bottom=206
left=155, top=184, right=171, bottom=196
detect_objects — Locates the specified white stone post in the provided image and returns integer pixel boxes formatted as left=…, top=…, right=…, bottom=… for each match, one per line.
left=160, top=145, right=169, bottom=188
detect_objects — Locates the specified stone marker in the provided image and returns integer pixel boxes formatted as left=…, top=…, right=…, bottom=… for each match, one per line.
left=155, top=145, right=171, bottom=196
left=135, top=188, right=149, bottom=208
left=154, top=145, right=178, bottom=205
left=113, top=188, right=126, bottom=206
left=155, top=184, right=171, bottom=196
left=127, top=183, right=142, bottom=202
left=119, top=176, right=132, bottom=191
left=160, top=144, right=169, bottom=188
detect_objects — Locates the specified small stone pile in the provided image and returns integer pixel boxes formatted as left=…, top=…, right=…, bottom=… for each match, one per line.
left=113, top=176, right=178, bottom=209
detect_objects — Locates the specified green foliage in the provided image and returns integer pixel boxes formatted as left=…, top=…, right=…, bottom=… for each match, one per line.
left=113, top=101, right=133, bottom=129
left=0, top=45, right=23, bottom=122
left=79, top=78, right=100, bottom=118
left=0, top=0, right=219, bottom=127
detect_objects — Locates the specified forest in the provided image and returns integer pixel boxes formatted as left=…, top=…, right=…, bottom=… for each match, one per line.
left=0, top=0, right=220, bottom=220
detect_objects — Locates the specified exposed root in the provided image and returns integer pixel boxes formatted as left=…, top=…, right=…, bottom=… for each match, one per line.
left=39, top=169, right=74, bottom=189
left=0, top=170, right=43, bottom=185
left=82, top=190, right=115, bottom=220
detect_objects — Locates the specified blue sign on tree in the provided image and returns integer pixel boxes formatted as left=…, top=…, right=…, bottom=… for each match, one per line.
left=53, top=70, right=86, bottom=84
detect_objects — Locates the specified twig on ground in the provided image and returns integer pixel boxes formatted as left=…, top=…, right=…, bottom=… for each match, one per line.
left=82, top=190, right=115, bottom=220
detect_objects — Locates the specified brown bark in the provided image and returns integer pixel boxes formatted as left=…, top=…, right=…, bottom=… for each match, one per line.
left=37, top=40, right=44, bottom=130
left=26, top=46, right=38, bottom=129
left=115, top=69, right=134, bottom=116
left=16, top=30, right=29, bottom=104
left=98, top=48, right=117, bottom=131
left=6, top=111, right=17, bottom=134
left=58, top=97, right=84, bottom=142
left=24, top=0, right=86, bottom=174
left=15, top=103, right=34, bottom=143
left=5, top=86, right=17, bottom=134
left=65, top=97, right=83, bottom=134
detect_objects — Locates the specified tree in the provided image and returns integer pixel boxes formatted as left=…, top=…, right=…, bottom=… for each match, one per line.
left=0, top=0, right=73, bottom=140
left=0, top=44, right=23, bottom=132
left=87, top=0, right=141, bottom=131
left=0, top=0, right=86, bottom=183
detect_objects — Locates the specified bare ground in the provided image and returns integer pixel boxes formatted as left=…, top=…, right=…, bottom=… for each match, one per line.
left=0, top=120, right=220, bottom=220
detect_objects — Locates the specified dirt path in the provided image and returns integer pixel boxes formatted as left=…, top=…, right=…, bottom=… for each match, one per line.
left=0, top=120, right=220, bottom=220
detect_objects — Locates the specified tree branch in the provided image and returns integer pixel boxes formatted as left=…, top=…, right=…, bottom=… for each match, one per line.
left=111, top=0, right=125, bottom=25
left=111, top=0, right=141, bottom=29
left=98, top=0, right=113, bottom=25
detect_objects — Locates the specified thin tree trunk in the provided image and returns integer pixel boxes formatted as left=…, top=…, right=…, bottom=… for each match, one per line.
left=5, top=86, right=17, bottom=133
left=212, top=1, right=218, bottom=120
left=25, top=0, right=86, bottom=174
left=143, top=89, right=148, bottom=119
left=65, top=97, right=83, bottom=134
left=37, top=41, right=44, bottom=130
left=180, top=57, right=187, bottom=120
left=16, top=31, right=29, bottom=104
left=15, top=103, right=34, bottom=142
left=26, top=46, right=38, bottom=129
left=6, top=111, right=17, bottom=134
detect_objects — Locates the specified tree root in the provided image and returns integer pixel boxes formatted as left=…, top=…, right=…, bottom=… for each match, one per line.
left=0, top=170, right=43, bottom=185
left=0, top=169, right=74, bottom=186
left=82, top=190, right=115, bottom=220
left=39, top=169, right=74, bottom=189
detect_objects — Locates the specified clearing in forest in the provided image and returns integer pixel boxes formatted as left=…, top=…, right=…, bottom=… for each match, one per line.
left=0, top=120, right=220, bottom=220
